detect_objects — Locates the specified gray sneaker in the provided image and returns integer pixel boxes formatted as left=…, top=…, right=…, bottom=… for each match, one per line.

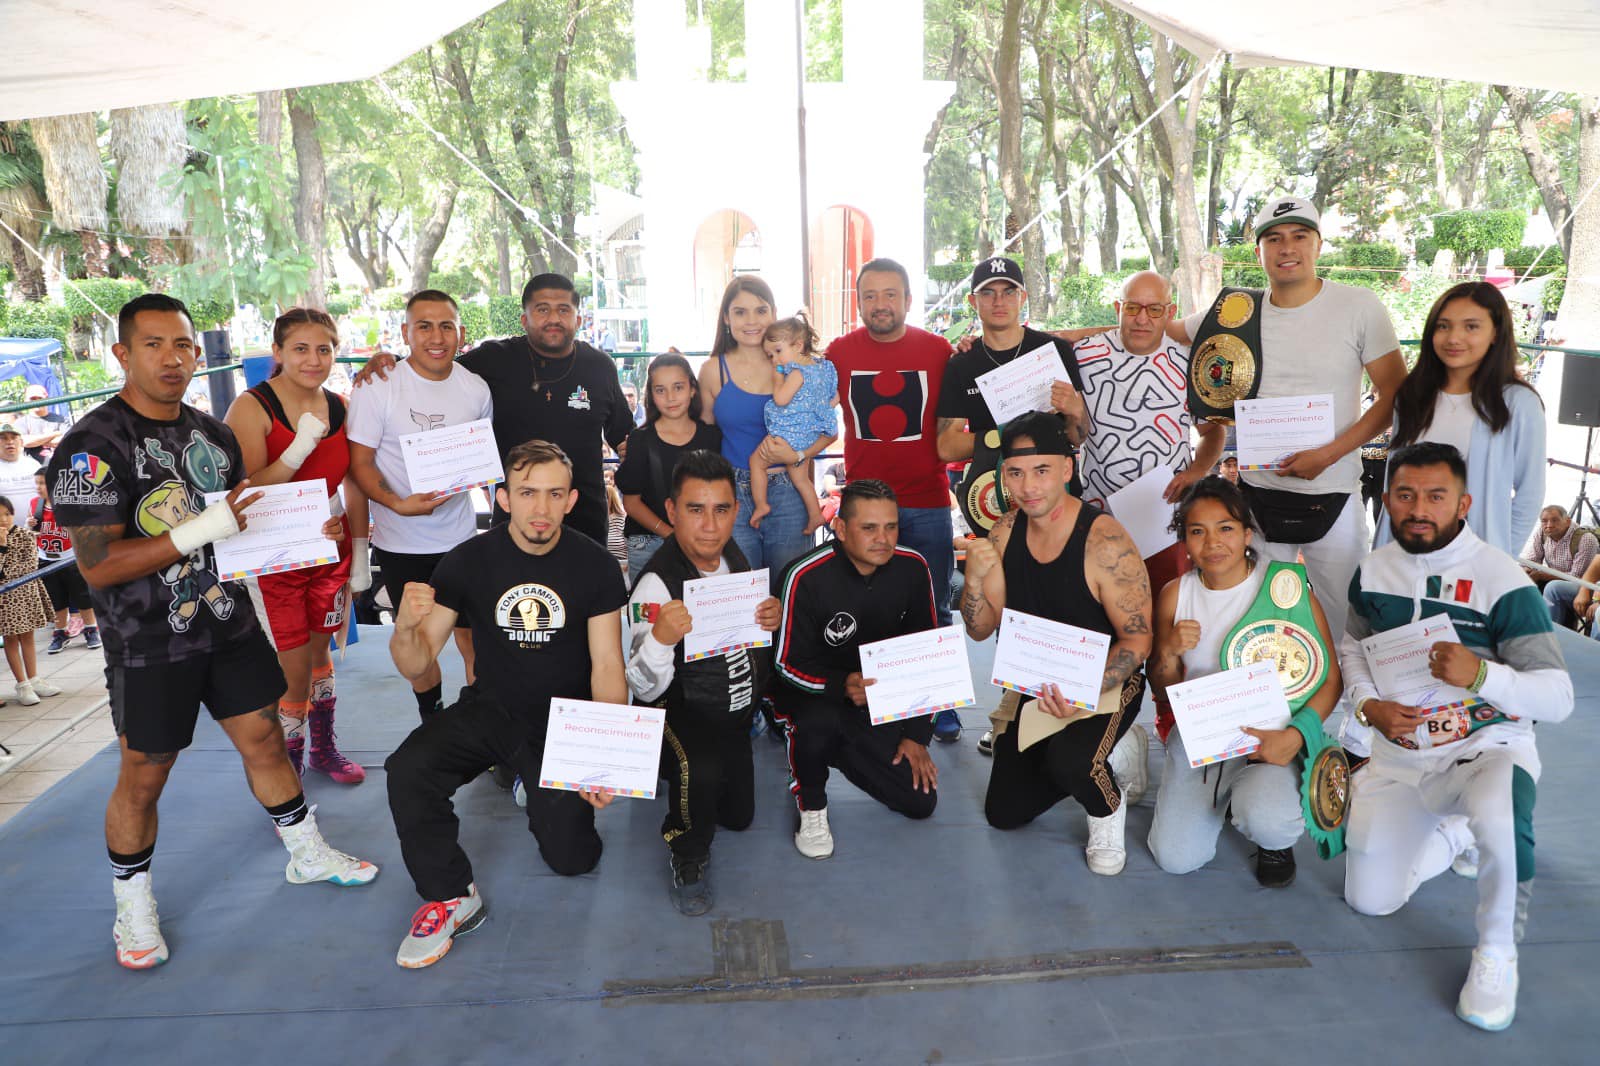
left=396, top=884, right=486, bottom=969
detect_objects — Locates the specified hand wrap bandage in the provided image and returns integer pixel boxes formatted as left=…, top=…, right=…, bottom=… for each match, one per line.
left=279, top=412, right=329, bottom=471
left=169, top=499, right=242, bottom=556
left=349, top=537, right=372, bottom=592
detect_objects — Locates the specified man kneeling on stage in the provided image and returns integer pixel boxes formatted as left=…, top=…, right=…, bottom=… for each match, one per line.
left=1341, top=442, right=1572, bottom=1031
left=626, top=449, right=779, bottom=916
left=385, top=440, right=627, bottom=969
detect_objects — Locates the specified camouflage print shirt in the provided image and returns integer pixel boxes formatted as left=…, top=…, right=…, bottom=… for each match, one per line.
left=45, top=396, right=261, bottom=667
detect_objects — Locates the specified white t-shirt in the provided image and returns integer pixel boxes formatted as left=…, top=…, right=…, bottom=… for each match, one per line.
left=1072, top=328, right=1195, bottom=509
left=1418, top=391, right=1477, bottom=458
left=1184, top=279, right=1398, bottom=494
left=0, top=455, right=38, bottom=521
left=346, top=360, right=494, bottom=555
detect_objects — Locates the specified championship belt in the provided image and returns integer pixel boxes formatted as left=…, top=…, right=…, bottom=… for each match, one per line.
left=1187, top=287, right=1264, bottom=424
left=957, top=429, right=1008, bottom=534
left=1220, top=561, right=1347, bottom=858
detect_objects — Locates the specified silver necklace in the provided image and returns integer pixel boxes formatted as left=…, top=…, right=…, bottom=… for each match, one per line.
left=978, top=335, right=1024, bottom=367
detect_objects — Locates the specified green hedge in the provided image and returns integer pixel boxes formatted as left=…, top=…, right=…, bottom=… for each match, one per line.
left=62, top=277, right=145, bottom=324
left=1432, top=209, right=1524, bottom=257
left=186, top=298, right=232, bottom=332
left=1502, top=245, right=1564, bottom=277
left=4, top=301, right=71, bottom=351
left=374, top=288, right=407, bottom=312
left=458, top=302, right=490, bottom=345
left=1216, top=243, right=1267, bottom=289
left=488, top=294, right=522, bottom=337
left=326, top=295, right=357, bottom=317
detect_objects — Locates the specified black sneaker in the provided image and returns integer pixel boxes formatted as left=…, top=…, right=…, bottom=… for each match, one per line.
left=1255, top=846, right=1296, bottom=888
left=668, top=855, right=713, bottom=917
left=82, top=626, right=102, bottom=650
left=490, top=763, right=516, bottom=791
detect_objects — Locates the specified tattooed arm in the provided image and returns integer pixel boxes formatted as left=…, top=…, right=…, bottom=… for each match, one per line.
left=1085, top=515, right=1153, bottom=692
left=348, top=441, right=445, bottom=518
left=936, top=417, right=974, bottom=463
left=960, top=511, right=1014, bottom=641
left=66, top=524, right=185, bottom=589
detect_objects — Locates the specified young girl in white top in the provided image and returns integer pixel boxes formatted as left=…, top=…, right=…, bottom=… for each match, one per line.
left=1147, top=477, right=1342, bottom=887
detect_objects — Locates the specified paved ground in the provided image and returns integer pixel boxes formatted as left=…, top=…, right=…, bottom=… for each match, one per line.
left=0, top=629, right=113, bottom=825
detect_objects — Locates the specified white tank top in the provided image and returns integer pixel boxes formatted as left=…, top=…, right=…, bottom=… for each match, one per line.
left=1174, top=563, right=1267, bottom=682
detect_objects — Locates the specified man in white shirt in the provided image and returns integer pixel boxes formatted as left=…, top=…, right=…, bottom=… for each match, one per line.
left=1167, top=197, right=1407, bottom=752
left=0, top=423, right=40, bottom=519
left=347, top=290, right=493, bottom=719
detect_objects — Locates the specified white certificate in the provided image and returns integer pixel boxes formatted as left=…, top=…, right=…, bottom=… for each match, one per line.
left=399, top=417, right=504, bottom=496
left=1167, top=661, right=1292, bottom=767
left=1360, top=615, right=1484, bottom=713
left=538, top=698, right=666, bottom=799
left=974, top=342, right=1065, bottom=425
left=1106, top=464, right=1178, bottom=559
left=204, top=480, right=338, bottom=580
left=1234, top=394, right=1335, bottom=471
left=859, top=625, right=976, bottom=725
left=990, top=609, right=1109, bottom=711
left=682, top=568, right=772, bottom=662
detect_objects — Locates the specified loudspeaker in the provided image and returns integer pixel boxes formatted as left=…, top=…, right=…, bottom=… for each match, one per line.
left=1559, top=352, right=1600, bottom=428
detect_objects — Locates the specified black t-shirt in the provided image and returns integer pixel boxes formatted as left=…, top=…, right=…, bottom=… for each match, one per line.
left=45, top=396, right=259, bottom=666
left=612, top=421, right=723, bottom=537
left=937, top=327, right=1087, bottom=441
left=459, top=337, right=633, bottom=544
left=937, top=326, right=1086, bottom=496
left=431, top=523, right=628, bottom=728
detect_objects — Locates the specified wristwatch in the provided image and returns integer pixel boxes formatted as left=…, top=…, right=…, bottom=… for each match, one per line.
left=1353, top=698, right=1374, bottom=728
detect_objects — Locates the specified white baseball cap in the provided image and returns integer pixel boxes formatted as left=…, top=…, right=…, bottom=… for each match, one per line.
left=1253, top=196, right=1321, bottom=241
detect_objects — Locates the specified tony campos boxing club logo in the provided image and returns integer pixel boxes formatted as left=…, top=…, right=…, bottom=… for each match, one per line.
left=496, top=583, right=567, bottom=645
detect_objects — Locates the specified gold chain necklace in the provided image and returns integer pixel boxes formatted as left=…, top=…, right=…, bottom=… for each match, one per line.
left=526, top=337, right=578, bottom=401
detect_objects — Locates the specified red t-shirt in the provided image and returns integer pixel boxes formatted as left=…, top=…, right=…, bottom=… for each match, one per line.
left=827, top=326, right=952, bottom=509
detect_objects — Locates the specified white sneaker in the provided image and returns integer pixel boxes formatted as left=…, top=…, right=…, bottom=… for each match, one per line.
left=14, top=681, right=39, bottom=706
left=1108, top=724, right=1149, bottom=805
left=112, top=872, right=169, bottom=970
left=396, top=883, right=487, bottom=969
left=795, top=808, right=834, bottom=860
left=27, top=677, right=61, bottom=697
left=1451, top=845, right=1481, bottom=880
left=277, top=811, right=379, bottom=886
left=1456, top=946, right=1518, bottom=1031
left=1085, top=801, right=1128, bottom=876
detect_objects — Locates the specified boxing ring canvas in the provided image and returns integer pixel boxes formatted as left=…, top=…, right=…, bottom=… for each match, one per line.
left=1, top=629, right=1594, bottom=1064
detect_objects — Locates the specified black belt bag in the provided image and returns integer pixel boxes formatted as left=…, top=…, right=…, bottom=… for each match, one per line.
left=1241, top=483, right=1349, bottom=545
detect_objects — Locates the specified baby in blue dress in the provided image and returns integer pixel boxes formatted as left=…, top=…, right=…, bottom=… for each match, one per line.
left=750, top=313, right=838, bottom=534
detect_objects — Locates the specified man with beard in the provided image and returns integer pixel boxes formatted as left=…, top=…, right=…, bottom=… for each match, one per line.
left=358, top=275, right=632, bottom=545
left=1340, top=442, right=1572, bottom=1031
left=385, top=440, right=627, bottom=969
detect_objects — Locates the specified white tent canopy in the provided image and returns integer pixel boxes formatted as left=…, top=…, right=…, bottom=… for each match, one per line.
left=0, top=0, right=501, bottom=121
left=1109, top=0, right=1600, bottom=97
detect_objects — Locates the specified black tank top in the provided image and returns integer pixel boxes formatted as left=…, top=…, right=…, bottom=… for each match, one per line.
left=1002, top=502, right=1114, bottom=636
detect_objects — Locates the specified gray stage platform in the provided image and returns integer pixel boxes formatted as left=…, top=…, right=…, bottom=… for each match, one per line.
left=1, top=628, right=1595, bottom=1065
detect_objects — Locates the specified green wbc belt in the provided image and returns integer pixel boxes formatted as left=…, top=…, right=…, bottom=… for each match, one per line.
left=1187, top=287, right=1264, bottom=424
left=958, top=429, right=1008, bottom=534
left=1221, top=560, right=1347, bottom=858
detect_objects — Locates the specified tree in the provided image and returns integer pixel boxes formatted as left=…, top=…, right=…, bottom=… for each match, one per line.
left=287, top=89, right=329, bottom=308
left=109, top=104, right=188, bottom=271
left=0, top=122, right=49, bottom=298
left=29, top=112, right=109, bottom=277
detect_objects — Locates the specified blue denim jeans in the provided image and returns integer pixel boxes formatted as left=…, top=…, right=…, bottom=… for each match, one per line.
left=732, top=468, right=814, bottom=586
left=895, top=505, right=955, bottom=626
left=625, top=532, right=664, bottom=590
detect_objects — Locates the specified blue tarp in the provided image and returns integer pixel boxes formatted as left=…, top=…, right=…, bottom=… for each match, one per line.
left=0, top=336, right=69, bottom=416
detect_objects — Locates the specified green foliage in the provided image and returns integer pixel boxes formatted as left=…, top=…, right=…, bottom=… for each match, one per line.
left=1045, top=272, right=1130, bottom=329
left=325, top=295, right=357, bottom=317
left=4, top=301, right=71, bottom=351
left=1542, top=270, right=1565, bottom=314
left=458, top=301, right=490, bottom=344
left=928, top=262, right=973, bottom=284
left=1378, top=271, right=1451, bottom=340
left=1502, top=245, right=1564, bottom=277
left=0, top=300, right=7, bottom=333
left=805, top=0, right=844, bottom=80
left=1414, top=236, right=1440, bottom=266
left=1431, top=210, right=1525, bottom=257
left=62, top=277, right=144, bottom=325
left=63, top=357, right=118, bottom=397
left=185, top=298, right=232, bottom=332
left=1327, top=241, right=1401, bottom=285
left=1216, top=244, right=1267, bottom=289
left=1121, top=256, right=1151, bottom=272
left=427, top=265, right=484, bottom=301
left=488, top=295, right=523, bottom=337
left=374, top=289, right=407, bottom=312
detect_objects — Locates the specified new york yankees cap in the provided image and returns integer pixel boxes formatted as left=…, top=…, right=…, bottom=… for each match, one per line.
left=970, top=256, right=1026, bottom=292
left=1253, top=196, right=1321, bottom=241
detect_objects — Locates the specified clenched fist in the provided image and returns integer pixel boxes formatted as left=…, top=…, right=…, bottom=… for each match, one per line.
left=396, top=581, right=436, bottom=632
left=651, top=600, right=694, bottom=646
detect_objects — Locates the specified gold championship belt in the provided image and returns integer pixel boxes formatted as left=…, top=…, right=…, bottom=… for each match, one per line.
left=1220, top=560, right=1348, bottom=858
left=1187, top=287, right=1264, bottom=424
left=957, top=429, right=1008, bottom=534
